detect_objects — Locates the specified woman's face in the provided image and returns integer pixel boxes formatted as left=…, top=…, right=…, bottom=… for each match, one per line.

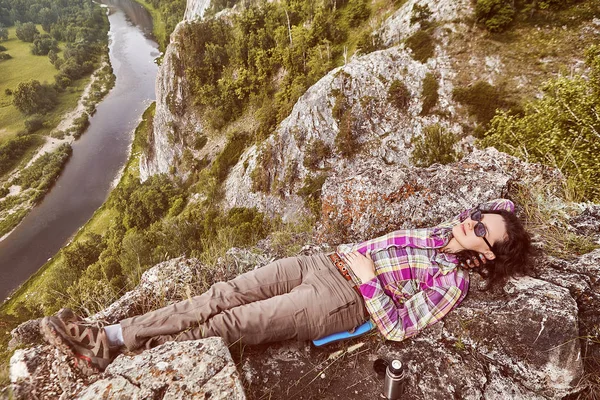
left=451, top=213, right=507, bottom=259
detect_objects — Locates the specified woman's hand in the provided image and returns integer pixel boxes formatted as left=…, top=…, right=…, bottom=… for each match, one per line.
left=460, top=253, right=488, bottom=269
left=344, top=251, right=376, bottom=283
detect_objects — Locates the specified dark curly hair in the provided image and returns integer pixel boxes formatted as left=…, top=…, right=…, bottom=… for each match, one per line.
left=455, top=209, right=532, bottom=289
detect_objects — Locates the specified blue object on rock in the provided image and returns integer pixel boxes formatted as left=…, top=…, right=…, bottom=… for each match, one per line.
left=312, top=320, right=376, bottom=346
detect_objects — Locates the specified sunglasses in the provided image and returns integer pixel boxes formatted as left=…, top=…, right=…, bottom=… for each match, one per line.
left=471, top=207, right=493, bottom=251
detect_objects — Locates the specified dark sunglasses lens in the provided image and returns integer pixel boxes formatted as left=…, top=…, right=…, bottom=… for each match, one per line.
left=474, top=222, right=486, bottom=237
left=471, top=209, right=482, bottom=221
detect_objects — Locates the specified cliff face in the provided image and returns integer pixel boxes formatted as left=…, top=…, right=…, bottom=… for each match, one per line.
left=139, top=4, right=208, bottom=181
left=222, top=1, right=468, bottom=219
left=184, top=0, right=210, bottom=21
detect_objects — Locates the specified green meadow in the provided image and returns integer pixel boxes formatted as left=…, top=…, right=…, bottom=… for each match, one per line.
left=0, top=26, right=90, bottom=144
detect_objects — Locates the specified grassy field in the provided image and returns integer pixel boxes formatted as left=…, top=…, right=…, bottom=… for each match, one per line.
left=0, top=26, right=91, bottom=144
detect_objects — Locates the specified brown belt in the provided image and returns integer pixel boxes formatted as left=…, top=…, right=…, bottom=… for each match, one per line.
left=328, top=253, right=361, bottom=296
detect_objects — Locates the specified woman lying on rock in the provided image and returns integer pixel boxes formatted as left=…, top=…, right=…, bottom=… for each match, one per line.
left=40, top=198, right=531, bottom=375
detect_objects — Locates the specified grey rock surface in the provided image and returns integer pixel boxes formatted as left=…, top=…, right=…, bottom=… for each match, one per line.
left=318, top=147, right=563, bottom=243
left=183, top=0, right=210, bottom=21
left=8, top=318, right=41, bottom=351
left=77, top=338, right=245, bottom=400
left=379, top=0, right=473, bottom=46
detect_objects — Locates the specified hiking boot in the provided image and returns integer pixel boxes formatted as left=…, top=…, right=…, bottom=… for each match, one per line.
left=40, top=309, right=119, bottom=375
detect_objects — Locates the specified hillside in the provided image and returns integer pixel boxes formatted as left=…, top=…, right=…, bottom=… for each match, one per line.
left=4, top=0, right=600, bottom=398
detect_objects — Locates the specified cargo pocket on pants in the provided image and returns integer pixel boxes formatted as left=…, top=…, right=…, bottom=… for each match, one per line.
left=293, top=308, right=311, bottom=341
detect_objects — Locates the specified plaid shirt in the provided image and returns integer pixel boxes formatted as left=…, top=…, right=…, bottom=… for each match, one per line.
left=336, top=199, right=515, bottom=341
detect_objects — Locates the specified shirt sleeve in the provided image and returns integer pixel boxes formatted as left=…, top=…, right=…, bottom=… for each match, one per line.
left=359, top=277, right=463, bottom=341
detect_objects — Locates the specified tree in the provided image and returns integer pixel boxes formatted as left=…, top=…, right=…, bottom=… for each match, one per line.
left=0, top=24, right=8, bottom=41
left=12, top=80, right=58, bottom=114
left=410, top=124, right=461, bottom=167
left=31, top=33, right=58, bottom=55
left=475, top=0, right=515, bottom=32
left=15, top=21, right=39, bottom=42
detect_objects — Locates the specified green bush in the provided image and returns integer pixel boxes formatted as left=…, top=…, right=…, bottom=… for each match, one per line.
left=335, top=112, right=358, bottom=158
left=112, top=174, right=183, bottom=230
left=405, top=30, right=435, bottom=63
left=303, top=139, right=332, bottom=170
left=298, top=173, right=328, bottom=217
left=210, top=131, right=249, bottom=183
left=410, top=124, right=461, bottom=167
left=12, top=80, right=58, bottom=115
left=345, top=0, right=371, bottom=27
left=356, top=31, right=383, bottom=54
left=475, top=0, right=515, bottom=32
left=15, top=22, right=39, bottom=42
left=71, top=114, right=90, bottom=138
left=452, top=81, right=516, bottom=129
left=0, top=136, right=43, bottom=177
left=410, top=4, right=433, bottom=27
left=24, top=114, right=46, bottom=133
left=420, top=73, right=439, bottom=115
left=388, top=80, right=411, bottom=111
left=251, top=141, right=275, bottom=193
left=16, top=144, right=72, bottom=192
left=481, top=46, right=600, bottom=201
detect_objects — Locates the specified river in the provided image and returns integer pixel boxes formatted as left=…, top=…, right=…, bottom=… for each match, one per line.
left=0, top=0, right=159, bottom=302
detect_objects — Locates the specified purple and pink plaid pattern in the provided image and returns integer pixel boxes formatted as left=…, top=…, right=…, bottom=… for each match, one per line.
left=336, top=199, right=515, bottom=341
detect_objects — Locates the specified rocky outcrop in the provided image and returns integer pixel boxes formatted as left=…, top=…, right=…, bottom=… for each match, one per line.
left=77, top=339, right=245, bottom=399
left=10, top=338, right=245, bottom=400
left=10, top=226, right=599, bottom=399
left=379, top=0, right=473, bottom=45
left=184, top=0, right=211, bottom=21
left=318, top=147, right=562, bottom=243
left=224, top=43, right=460, bottom=219
left=139, top=0, right=209, bottom=181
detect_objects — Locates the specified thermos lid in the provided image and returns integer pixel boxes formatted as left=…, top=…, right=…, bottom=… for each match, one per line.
left=389, top=359, right=402, bottom=374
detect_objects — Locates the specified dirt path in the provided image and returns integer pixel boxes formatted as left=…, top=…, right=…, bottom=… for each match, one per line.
left=21, top=61, right=109, bottom=171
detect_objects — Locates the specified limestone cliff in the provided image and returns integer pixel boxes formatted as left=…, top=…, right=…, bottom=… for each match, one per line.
left=139, top=4, right=208, bottom=181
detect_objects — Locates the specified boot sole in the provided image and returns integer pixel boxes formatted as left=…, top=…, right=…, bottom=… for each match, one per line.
left=40, top=317, right=103, bottom=376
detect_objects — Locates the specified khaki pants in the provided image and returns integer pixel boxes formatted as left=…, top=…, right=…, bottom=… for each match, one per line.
left=120, top=253, right=369, bottom=350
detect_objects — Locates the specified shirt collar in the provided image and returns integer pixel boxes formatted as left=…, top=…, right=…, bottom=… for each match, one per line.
left=431, top=226, right=461, bottom=275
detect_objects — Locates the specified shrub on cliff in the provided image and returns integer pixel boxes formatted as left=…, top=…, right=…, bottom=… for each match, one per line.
left=420, top=73, right=439, bottom=115
left=452, top=81, right=518, bottom=135
left=388, top=80, right=411, bottom=111
left=405, top=29, right=435, bottom=63
left=410, top=124, right=461, bottom=167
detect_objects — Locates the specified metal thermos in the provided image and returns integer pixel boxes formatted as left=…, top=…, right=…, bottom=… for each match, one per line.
left=383, top=359, right=405, bottom=400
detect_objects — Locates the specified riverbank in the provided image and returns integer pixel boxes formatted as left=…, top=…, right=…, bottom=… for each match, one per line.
left=131, top=0, right=167, bottom=50
left=0, top=59, right=115, bottom=241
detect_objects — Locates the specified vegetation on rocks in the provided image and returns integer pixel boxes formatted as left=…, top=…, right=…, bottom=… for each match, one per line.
left=410, top=124, right=461, bottom=167
left=420, top=72, right=439, bottom=115
left=178, top=0, right=382, bottom=139
left=387, top=79, right=411, bottom=111
left=482, top=46, right=600, bottom=202
left=452, top=80, right=518, bottom=135
left=405, top=29, right=435, bottom=63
